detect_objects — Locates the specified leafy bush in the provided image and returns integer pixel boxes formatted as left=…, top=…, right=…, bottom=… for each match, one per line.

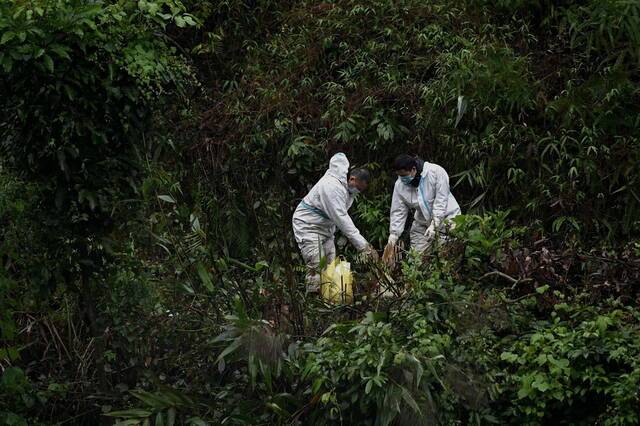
left=0, top=0, right=198, bottom=422
left=0, top=0, right=197, bottom=317
left=501, top=305, right=640, bottom=424
left=450, top=212, right=527, bottom=271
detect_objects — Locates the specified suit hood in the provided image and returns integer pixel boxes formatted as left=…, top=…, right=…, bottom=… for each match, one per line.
left=325, top=153, right=349, bottom=186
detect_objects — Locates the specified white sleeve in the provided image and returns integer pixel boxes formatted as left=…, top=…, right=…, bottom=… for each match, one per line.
left=418, top=172, right=435, bottom=225
left=432, top=169, right=450, bottom=225
left=318, top=182, right=369, bottom=251
left=389, top=184, right=409, bottom=238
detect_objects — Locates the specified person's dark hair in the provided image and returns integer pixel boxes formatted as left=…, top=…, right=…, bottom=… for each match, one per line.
left=348, top=168, right=370, bottom=182
left=392, top=154, right=417, bottom=171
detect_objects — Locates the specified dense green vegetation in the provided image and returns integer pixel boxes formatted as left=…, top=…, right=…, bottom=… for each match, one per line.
left=1, top=0, right=639, bottom=424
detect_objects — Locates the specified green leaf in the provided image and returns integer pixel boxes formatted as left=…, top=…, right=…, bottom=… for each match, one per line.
left=500, top=351, right=518, bottom=363
left=196, top=262, right=214, bottom=292
left=1, top=346, right=20, bottom=361
left=532, top=379, right=550, bottom=392
left=183, top=16, right=196, bottom=26
left=115, top=420, right=145, bottom=426
left=105, top=408, right=152, bottom=418
left=536, top=285, right=550, bottom=294
left=130, top=390, right=171, bottom=409
left=1, top=367, right=27, bottom=391
left=517, top=387, right=531, bottom=399
left=157, top=195, right=175, bottom=203
left=216, top=338, right=242, bottom=366
left=312, top=378, right=323, bottom=394
left=266, top=402, right=289, bottom=417
left=0, top=31, right=15, bottom=45
left=254, top=260, right=269, bottom=271
left=400, top=386, right=421, bottom=415
left=43, top=54, right=54, bottom=73
left=185, top=418, right=207, bottom=426
left=2, top=54, right=13, bottom=72
left=50, top=44, right=71, bottom=60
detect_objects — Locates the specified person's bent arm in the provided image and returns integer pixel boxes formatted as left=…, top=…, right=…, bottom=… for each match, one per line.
left=318, top=183, right=369, bottom=251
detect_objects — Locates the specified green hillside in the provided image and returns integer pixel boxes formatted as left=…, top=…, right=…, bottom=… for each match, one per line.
left=1, top=0, right=639, bottom=424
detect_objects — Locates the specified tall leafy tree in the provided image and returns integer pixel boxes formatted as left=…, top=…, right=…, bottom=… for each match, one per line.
left=0, top=0, right=197, bottom=336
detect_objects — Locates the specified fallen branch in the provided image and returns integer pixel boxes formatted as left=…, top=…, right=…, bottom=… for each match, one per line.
left=478, top=270, right=533, bottom=290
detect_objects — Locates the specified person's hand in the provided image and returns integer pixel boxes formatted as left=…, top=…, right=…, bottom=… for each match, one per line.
left=365, top=245, right=379, bottom=262
left=358, top=245, right=378, bottom=264
left=425, top=222, right=436, bottom=240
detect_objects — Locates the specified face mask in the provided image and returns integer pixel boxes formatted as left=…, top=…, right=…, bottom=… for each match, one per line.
left=400, top=175, right=414, bottom=185
left=348, top=186, right=360, bottom=195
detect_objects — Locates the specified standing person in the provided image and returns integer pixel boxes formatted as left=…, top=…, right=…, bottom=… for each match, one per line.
left=384, top=154, right=461, bottom=256
left=292, top=153, right=378, bottom=293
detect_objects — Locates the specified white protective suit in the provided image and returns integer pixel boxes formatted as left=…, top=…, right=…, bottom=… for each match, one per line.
left=292, top=153, right=369, bottom=290
left=389, top=161, right=461, bottom=253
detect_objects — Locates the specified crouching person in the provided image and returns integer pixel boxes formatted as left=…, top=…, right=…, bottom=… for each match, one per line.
left=385, top=154, right=461, bottom=256
left=292, top=153, right=378, bottom=293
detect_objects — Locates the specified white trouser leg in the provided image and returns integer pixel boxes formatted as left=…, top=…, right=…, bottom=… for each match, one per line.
left=409, top=220, right=431, bottom=254
left=298, top=237, right=336, bottom=292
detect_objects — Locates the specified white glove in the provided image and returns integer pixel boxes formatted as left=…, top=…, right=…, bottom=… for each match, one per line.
left=357, top=245, right=379, bottom=263
left=425, top=222, right=436, bottom=240
left=387, top=234, right=399, bottom=245
left=365, top=245, right=379, bottom=262
left=425, top=218, right=442, bottom=240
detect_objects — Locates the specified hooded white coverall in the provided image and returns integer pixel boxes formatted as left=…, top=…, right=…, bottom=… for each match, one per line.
left=389, top=161, right=461, bottom=253
left=292, top=153, right=369, bottom=290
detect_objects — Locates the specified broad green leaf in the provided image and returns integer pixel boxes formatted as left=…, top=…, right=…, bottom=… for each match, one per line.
left=365, top=379, right=373, bottom=394
left=186, top=418, right=207, bottom=426
left=215, top=338, right=242, bottom=365
left=400, top=386, right=421, bottom=415
left=130, top=390, right=171, bottom=409
left=196, top=262, right=214, bottom=292
left=0, top=31, right=15, bottom=45
left=500, top=352, right=518, bottom=363
left=2, top=55, right=13, bottom=72
left=115, top=420, right=144, bottom=426
left=536, top=285, right=550, bottom=294
left=105, top=408, right=152, bottom=418
left=157, top=195, right=175, bottom=203
left=50, top=44, right=71, bottom=60
left=43, top=54, right=54, bottom=73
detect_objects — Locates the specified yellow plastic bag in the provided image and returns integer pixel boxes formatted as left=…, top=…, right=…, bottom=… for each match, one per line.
left=320, top=258, right=353, bottom=304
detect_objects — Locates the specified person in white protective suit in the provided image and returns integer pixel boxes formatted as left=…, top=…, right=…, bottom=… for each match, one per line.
left=292, top=153, right=378, bottom=292
left=385, top=154, right=461, bottom=256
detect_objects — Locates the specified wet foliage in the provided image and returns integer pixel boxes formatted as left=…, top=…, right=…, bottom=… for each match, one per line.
left=1, top=0, right=639, bottom=425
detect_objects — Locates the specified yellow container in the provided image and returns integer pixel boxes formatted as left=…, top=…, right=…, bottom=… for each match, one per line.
left=320, top=258, right=354, bottom=304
